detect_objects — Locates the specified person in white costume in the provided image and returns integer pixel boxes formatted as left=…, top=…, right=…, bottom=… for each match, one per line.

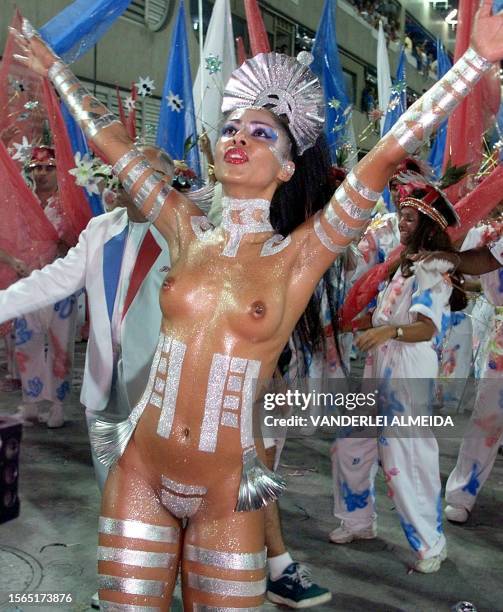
left=0, top=146, right=172, bottom=484
left=444, top=222, right=503, bottom=523
left=330, top=176, right=466, bottom=573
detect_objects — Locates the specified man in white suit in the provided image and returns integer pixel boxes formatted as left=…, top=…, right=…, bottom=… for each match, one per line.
left=0, top=145, right=172, bottom=488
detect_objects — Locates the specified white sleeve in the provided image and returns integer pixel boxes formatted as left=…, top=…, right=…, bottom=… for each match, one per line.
left=0, top=226, right=89, bottom=324
left=489, top=235, right=503, bottom=265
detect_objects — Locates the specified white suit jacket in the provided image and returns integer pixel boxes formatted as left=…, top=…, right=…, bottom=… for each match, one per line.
left=0, top=208, right=169, bottom=413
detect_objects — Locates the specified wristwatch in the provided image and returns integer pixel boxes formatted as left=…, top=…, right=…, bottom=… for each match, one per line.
left=394, top=326, right=404, bottom=339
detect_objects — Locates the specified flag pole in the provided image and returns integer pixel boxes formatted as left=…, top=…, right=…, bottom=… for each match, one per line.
left=198, top=0, right=204, bottom=130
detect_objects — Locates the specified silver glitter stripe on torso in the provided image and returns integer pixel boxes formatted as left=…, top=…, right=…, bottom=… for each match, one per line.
left=98, top=517, right=178, bottom=543
left=156, top=338, right=186, bottom=439
left=184, top=544, right=266, bottom=570
left=97, top=546, right=174, bottom=568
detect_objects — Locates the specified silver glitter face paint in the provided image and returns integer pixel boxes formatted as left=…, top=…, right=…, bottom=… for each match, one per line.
left=185, top=545, right=266, bottom=570
left=156, top=338, right=186, bottom=439
left=97, top=546, right=174, bottom=568
left=98, top=517, right=178, bottom=543
left=313, top=211, right=346, bottom=254
left=100, top=602, right=161, bottom=612
left=98, top=575, right=165, bottom=597
left=187, top=573, right=266, bottom=597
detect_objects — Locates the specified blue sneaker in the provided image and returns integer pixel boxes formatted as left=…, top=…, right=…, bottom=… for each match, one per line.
left=266, top=562, right=332, bottom=608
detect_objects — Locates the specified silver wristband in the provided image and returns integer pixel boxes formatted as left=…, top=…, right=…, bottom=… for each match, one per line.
left=113, top=149, right=143, bottom=176
left=313, top=212, right=346, bottom=254
left=464, top=46, right=493, bottom=73
left=48, top=60, right=66, bottom=82
left=121, top=159, right=151, bottom=193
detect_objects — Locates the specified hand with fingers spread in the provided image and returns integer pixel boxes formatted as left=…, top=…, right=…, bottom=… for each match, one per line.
left=10, top=19, right=59, bottom=77
left=471, top=0, right=503, bottom=62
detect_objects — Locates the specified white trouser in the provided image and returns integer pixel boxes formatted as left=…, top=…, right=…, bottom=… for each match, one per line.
left=446, top=379, right=503, bottom=512
left=332, top=433, right=446, bottom=559
left=14, top=295, right=78, bottom=405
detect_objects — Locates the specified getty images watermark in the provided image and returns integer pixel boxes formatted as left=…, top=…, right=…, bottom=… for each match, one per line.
left=257, top=378, right=503, bottom=439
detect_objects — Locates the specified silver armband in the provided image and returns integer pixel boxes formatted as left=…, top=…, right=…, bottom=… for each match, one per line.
left=113, top=149, right=143, bottom=176
left=48, top=60, right=68, bottom=84
left=335, top=186, right=374, bottom=221
left=133, top=172, right=164, bottom=209
left=145, top=184, right=173, bottom=223
left=390, top=119, right=424, bottom=155
left=345, top=171, right=381, bottom=202
left=313, top=212, right=346, bottom=254
left=324, top=205, right=363, bottom=240
left=464, top=46, right=493, bottom=73
left=121, top=159, right=151, bottom=193
left=84, top=113, right=121, bottom=138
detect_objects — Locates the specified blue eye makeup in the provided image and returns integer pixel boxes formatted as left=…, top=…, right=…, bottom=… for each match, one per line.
left=221, top=123, right=238, bottom=136
left=250, top=123, right=278, bottom=141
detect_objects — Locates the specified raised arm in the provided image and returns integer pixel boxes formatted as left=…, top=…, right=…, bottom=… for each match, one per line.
left=12, top=21, right=198, bottom=243
left=305, top=0, right=502, bottom=265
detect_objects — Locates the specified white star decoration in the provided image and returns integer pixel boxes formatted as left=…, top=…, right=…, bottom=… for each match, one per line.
left=135, top=76, right=155, bottom=97
left=124, top=96, right=136, bottom=112
left=11, top=136, right=33, bottom=163
left=167, top=91, right=184, bottom=113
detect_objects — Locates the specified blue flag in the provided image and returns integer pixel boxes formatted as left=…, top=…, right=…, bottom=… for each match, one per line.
left=156, top=0, right=201, bottom=176
left=381, top=47, right=406, bottom=209
left=61, top=103, right=104, bottom=216
left=428, top=40, right=452, bottom=178
left=312, top=0, right=353, bottom=162
left=40, top=0, right=132, bottom=64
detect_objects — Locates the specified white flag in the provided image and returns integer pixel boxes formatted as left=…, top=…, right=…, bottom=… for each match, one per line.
left=192, top=0, right=236, bottom=150
left=377, top=20, right=392, bottom=136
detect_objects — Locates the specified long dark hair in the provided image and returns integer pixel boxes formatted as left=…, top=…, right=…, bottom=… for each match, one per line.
left=400, top=188, right=467, bottom=311
left=269, top=130, right=346, bottom=375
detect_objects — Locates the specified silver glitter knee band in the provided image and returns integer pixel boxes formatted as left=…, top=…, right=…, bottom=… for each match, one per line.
left=121, top=160, right=151, bottom=193
left=345, top=171, right=381, bottom=202
left=97, top=546, right=174, bottom=568
left=185, top=545, right=266, bottom=571
left=313, top=212, right=346, bottom=254
left=99, top=517, right=178, bottom=543
left=323, top=205, right=363, bottom=239
left=101, top=603, right=161, bottom=612
left=334, top=186, right=373, bottom=221
left=187, top=573, right=266, bottom=597
left=193, top=606, right=262, bottom=612
left=145, top=184, right=172, bottom=223
left=113, top=149, right=143, bottom=176
left=98, top=575, right=165, bottom=597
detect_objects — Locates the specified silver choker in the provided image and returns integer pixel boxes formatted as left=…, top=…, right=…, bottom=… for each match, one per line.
left=220, top=197, right=274, bottom=257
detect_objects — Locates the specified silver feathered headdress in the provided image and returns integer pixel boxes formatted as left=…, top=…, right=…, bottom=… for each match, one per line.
left=221, top=53, right=325, bottom=155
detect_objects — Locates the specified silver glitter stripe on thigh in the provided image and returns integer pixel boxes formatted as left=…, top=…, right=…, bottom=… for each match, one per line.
left=334, top=186, right=373, bottom=221
left=160, top=489, right=202, bottom=519
left=156, top=339, right=186, bottom=439
left=187, top=573, right=266, bottom=597
left=239, top=359, right=261, bottom=450
left=113, top=149, right=143, bottom=176
left=99, top=517, right=178, bottom=543
left=98, top=575, right=164, bottom=597
left=100, top=602, right=161, bottom=612
left=323, top=205, right=362, bottom=240
left=313, top=211, right=346, bottom=254
left=133, top=173, right=164, bottom=210
left=345, top=171, right=381, bottom=202
left=97, top=546, right=174, bottom=568
left=121, top=160, right=151, bottom=193
left=193, top=606, right=262, bottom=612
left=145, top=184, right=173, bottom=224
left=161, top=476, right=207, bottom=496
left=198, top=355, right=231, bottom=452
left=185, top=545, right=266, bottom=570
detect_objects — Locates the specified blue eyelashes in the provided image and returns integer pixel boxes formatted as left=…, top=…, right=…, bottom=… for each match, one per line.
left=220, top=122, right=279, bottom=142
